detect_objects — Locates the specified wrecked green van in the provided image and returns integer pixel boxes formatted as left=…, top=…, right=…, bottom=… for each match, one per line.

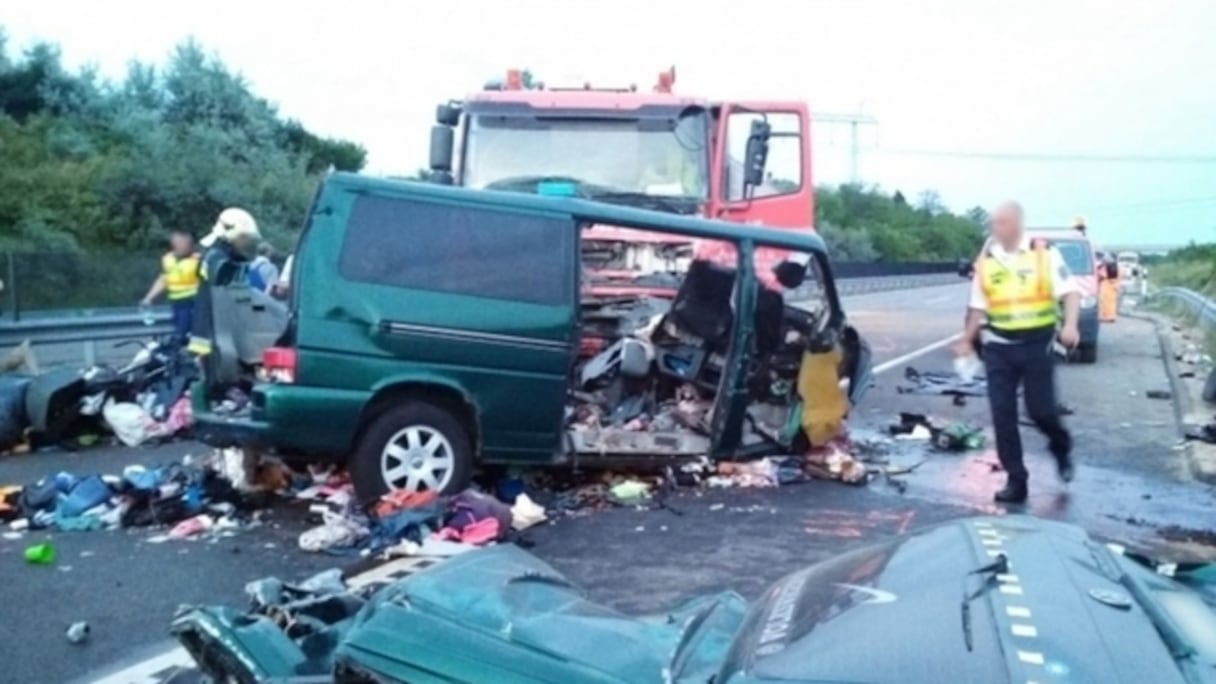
left=194, top=173, right=871, bottom=500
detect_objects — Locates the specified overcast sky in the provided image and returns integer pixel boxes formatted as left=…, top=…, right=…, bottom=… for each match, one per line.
left=6, top=0, right=1215, bottom=246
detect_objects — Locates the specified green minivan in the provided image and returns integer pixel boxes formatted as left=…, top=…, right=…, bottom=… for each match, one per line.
left=194, top=173, right=872, bottom=501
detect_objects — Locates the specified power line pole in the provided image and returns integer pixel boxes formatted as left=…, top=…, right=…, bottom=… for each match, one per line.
left=812, top=112, right=878, bottom=184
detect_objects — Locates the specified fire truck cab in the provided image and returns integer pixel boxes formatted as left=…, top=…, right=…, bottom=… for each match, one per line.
left=427, top=68, right=815, bottom=292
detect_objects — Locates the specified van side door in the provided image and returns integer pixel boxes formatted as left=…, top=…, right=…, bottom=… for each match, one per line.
left=316, top=193, right=578, bottom=463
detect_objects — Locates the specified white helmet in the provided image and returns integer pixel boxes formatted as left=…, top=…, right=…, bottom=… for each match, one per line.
left=201, top=207, right=260, bottom=247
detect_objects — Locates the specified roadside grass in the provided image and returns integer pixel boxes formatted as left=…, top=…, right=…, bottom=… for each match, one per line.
left=1150, top=256, right=1216, bottom=299
left=1144, top=290, right=1216, bottom=358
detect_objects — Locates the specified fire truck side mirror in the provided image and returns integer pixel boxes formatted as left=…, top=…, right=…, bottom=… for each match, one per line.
left=742, top=119, right=771, bottom=189
left=429, top=125, right=455, bottom=178
left=435, top=103, right=461, bottom=126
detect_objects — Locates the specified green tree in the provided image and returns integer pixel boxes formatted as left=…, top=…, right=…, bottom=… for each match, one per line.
left=0, top=30, right=366, bottom=257
left=813, top=184, right=983, bottom=262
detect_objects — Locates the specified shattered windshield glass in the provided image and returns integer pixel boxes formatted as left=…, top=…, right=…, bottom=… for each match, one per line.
left=463, top=109, right=710, bottom=199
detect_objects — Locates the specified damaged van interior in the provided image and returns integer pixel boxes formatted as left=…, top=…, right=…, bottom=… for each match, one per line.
left=194, top=175, right=871, bottom=500
left=573, top=228, right=868, bottom=464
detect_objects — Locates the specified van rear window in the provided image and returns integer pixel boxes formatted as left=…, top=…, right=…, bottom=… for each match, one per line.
left=338, top=195, right=574, bottom=306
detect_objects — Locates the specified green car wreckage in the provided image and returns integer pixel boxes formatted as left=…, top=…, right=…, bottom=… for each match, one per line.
left=171, top=515, right=1216, bottom=683
left=194, top=173, right=872, bottom=502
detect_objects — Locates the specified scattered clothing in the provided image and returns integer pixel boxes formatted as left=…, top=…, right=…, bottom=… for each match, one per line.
left=898, top=366, right=988, bottom=397
left=510, top=494, right=547, bottom=531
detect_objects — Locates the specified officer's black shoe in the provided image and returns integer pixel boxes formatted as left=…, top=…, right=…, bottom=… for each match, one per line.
left=994, top=479, right=1028, bottom=504
left=1056, top=453, right=1075, bottom=483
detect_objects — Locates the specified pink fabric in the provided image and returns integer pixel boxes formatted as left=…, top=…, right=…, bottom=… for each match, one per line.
left=433, top=518, right=500, bottom=546
left=459, top=518, right=500, bottom=545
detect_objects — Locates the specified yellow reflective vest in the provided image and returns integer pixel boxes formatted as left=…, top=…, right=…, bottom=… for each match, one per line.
left=977, top=241, right=1056, bottom=331
left=162, top=252, right=201, bottom=301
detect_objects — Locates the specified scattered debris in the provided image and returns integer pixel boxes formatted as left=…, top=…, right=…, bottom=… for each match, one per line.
left=23, top=542, right=55, bottom=565
left=1176, top=344, right=1210, bottom=366
left=805, top=440, right=868, bottom=485
left=609, top=479, right=652, bottom=504
left=510, top=494, right=546, bottom=531
left=898, top=366, right=987, bottom=398
left=1184, top=421, right=1216, bottom=445
left=65, top=621, right=90, bottom=645
left=1, top=449, right=288, bottom=540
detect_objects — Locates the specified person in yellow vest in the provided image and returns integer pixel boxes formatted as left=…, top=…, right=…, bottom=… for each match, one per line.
left=188, top=207, right=261, bottom=357
left=1098, top=254, right=1120, bottom=322
left=955, top=201, right=1081, bottom=504
left=141, top=229, right=201, bottom=343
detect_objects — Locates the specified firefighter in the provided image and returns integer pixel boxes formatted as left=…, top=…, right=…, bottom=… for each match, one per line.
left=955, top=201, right=1079, bottom=503
left=141, top=229, right=201, bottom=344
left=187, top=207, right=261, bottom=357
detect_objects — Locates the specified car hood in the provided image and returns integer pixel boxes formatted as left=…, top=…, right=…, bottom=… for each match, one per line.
left=171, top=516, right=1212, bottom=684
left=718, top=514, right=1203, bottom=684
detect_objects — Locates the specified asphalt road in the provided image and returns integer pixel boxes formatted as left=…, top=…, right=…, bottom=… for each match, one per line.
left=2, top=283, right=1213, bottom=684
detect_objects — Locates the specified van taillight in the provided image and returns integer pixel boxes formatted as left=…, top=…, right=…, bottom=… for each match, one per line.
left=261, top=347, right=297, bottom=384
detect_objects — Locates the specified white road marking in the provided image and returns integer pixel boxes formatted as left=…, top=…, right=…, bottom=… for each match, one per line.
left=923, top=295, right=951, bottom=305
left=88, top=645, right=193, bottom=684
left=1011, top=623, right=1039, bottom=638
left=1017, top=650, right=1046, bottom=666
left=1007, top=606, right=1033, bottom=618
left=871, top=333, right=963, bottom=376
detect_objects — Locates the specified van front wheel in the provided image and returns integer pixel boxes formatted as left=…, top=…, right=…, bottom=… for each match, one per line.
left=350, top=401, right=473, bottom=503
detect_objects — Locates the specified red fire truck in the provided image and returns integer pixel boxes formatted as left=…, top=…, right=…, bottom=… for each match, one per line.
left=427, top=67, right=815, bottom=292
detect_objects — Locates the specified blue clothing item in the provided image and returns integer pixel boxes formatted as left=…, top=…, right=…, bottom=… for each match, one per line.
left=246, top=266, right=267, bottom=292
left=170, top=300, right=195, bottom=340
left=58, top=475, right=112, bottom=518
left=123, top=467, right=162, bottom=491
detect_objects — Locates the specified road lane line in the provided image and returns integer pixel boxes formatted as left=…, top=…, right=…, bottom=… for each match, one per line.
left=87, top=644, right=193, bottom=684
left=872, top=332, right=962, bottom=376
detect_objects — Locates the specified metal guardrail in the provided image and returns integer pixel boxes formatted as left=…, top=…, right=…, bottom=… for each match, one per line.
left=0, top=272, right=963, bottom=367
left=0, top=308, right=172, bottom=366
left=1152, top=287, right=1216, bottom=326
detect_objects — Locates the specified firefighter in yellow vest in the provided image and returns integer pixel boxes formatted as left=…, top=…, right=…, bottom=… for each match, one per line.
left=955, top=201, right=1080, bottom=504
left=141, top=229, right=201, bottom=343
left=188, top=207, right=261, bottom=358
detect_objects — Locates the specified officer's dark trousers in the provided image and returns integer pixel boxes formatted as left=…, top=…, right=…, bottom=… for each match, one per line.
left=984, top=332, right=1072, bottom=482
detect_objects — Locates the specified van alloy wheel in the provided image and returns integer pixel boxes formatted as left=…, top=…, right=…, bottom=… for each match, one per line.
left=381, top=425, right=455, bottom=493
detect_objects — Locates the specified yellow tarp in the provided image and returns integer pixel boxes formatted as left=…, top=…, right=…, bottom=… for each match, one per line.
left=797, top=347, right=848, bottom=447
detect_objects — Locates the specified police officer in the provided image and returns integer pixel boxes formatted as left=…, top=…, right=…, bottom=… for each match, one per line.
left=142, top=229, right=201, bottom=344
left=955, top=201, right=1080, bottom=503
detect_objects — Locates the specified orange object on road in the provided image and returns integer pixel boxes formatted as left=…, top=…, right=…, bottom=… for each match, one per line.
left=1099, top=268, right=1119, bottom=322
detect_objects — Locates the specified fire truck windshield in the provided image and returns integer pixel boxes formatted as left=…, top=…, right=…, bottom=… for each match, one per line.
left=463, top=110, right=710, bottom=202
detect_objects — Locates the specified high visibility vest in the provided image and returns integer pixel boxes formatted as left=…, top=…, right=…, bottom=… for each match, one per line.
left=162, top=252, right=201, bottom=301
left=977, top=241, right=1056, bottom=331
